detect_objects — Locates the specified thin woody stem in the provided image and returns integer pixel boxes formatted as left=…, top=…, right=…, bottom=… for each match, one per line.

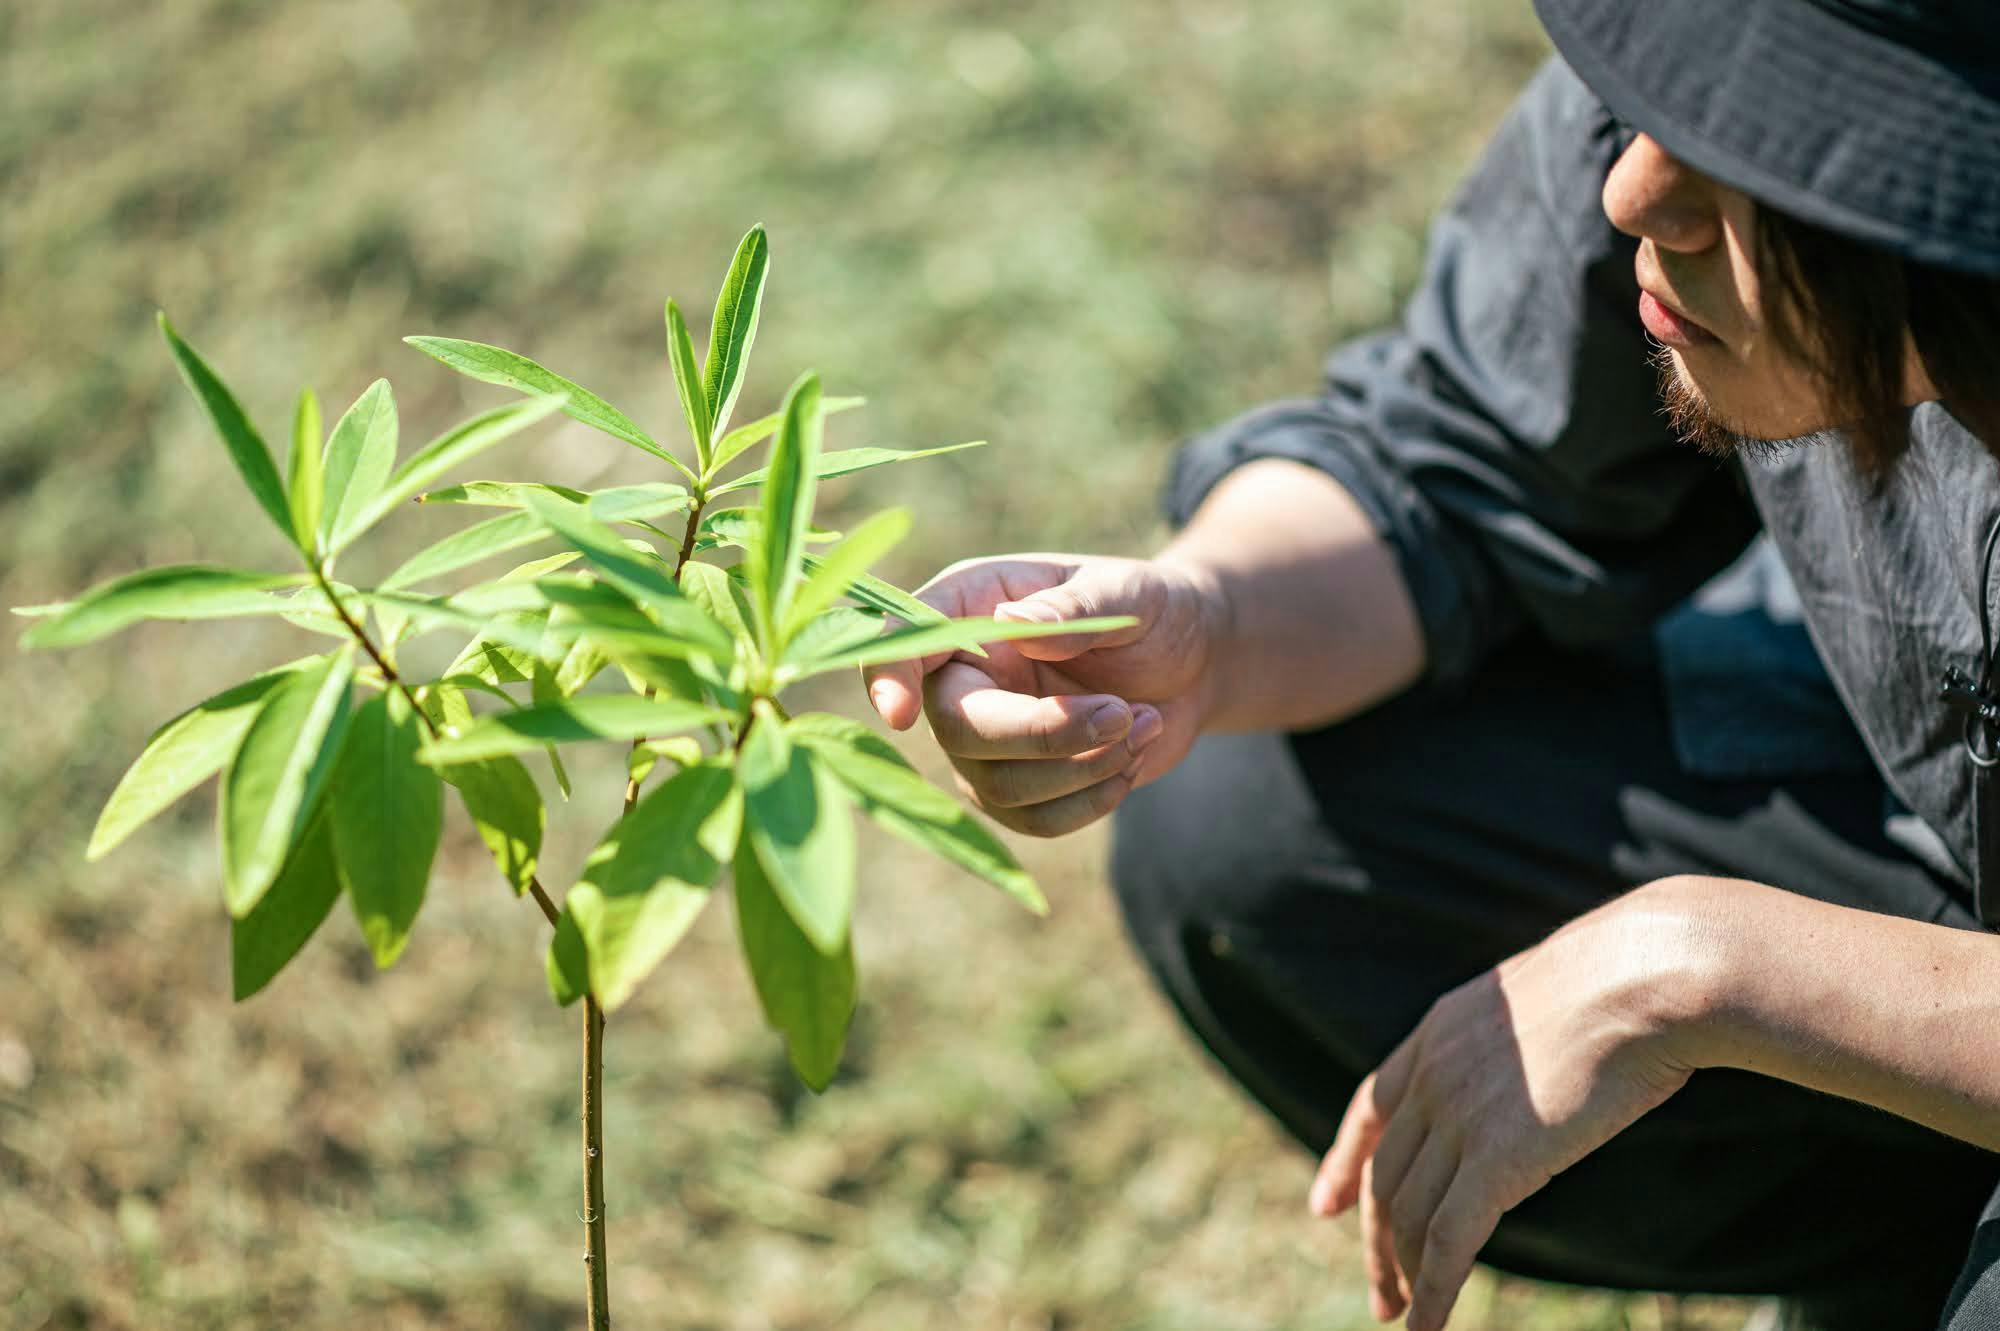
left=313, top=569, right=564, bottom=929
left=583, top=994, right=610, bottom=1329
left=584, top=487, right=716, bottom=1328
left=312, top=568, right=435, bottom=739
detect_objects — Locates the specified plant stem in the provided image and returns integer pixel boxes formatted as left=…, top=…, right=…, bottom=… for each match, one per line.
left=582, top=488, right=711, bottom=1328
left=673, top=490, right=708, bottom=580
left=312, top=568, right=566, bottom=930
left=583, top=994, right=610, bottom=1329
left=312, top=568, right=432, bottom=735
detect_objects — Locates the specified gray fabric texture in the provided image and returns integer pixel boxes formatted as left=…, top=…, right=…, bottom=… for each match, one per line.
left=1162, top=54, right=2000, bottom=912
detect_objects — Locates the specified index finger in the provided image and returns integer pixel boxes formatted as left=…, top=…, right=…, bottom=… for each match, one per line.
left=923, top=660, right=1133, bottom=760
left=1309, top=1035, right=1417, bottom=1218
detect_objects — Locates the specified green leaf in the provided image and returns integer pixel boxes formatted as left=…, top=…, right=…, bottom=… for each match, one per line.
left=444, top=613, right=548, bottom=685
left=419, top=480, right=587, bottom=508
left=524, top=494, right=735, bottom=664
left=570, top=762, right=734, bottom=1008
left=330, top=690, right=442, bottom=968
left=88, top=660, right=309, bottom=860
left=403, top=335, right=694, bottom=478
left=708, top=395, right=864, bottom=476
left=712, top=440, right=986, bottom=497
left=547, top=906, right=589, bottom=1006
left=790, top=716, right=961, bottom=821
left=801, top=554, right=952, bottom=630
left=274, top=584, right=350, bottom=639
left=783, top=613, right=1138, bottom=681
left=734, top=831, right=855, bottom=1091
left=231, top=812, right=343, bottom=1001
left=665, top=299, right=713, bottom=470
left=781, top=607, right=890, bottom=671
left=737, top=700, right=854, bottom=955
left=320, top=379, right=398, bottom=550
left=679, top=560, right=753, bottom=643
left=540, top=582, right=731, bottom=680
left=745, top=372, right=823, bottom=655
left=331, top=394, right=569, bottom=553
left=287, top=387, right=323, bottom=554
left=553, top=636, right=609, bottom=696
left=701, top=224, right=769, bottom=447
left=441, top=754, right=544, bottom=895
left=782, top=507, right=910, bottom=643
left=420, top=479, right=688, bottom=524
left=694, top=507, right=843, bottom=557
left=359, top=589, right=556, bottom=658
left=380, top=510, right=552, bottom=591
left=629, top=735, right=706, bottom=784
left=590, top=483, right=693, bottom=524
left=420, top=694, right=725, bottom=765
left=220, top=645, right=357, bottom=917
left=20, top=566, right=311, bottom=650
left=157, top=314, right=292, bottom=537
left=789, top=712, right=1044, bottom=913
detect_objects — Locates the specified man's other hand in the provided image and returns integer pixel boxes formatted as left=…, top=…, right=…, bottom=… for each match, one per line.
left=861, top=553, right=1222, bottom=836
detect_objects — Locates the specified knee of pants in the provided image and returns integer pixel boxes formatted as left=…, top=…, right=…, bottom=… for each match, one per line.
left=1108, top=729, right=1340, bottom=966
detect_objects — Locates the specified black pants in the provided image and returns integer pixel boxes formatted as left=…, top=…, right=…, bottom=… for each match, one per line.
left=1110, top=641, right=2000, bottom=1330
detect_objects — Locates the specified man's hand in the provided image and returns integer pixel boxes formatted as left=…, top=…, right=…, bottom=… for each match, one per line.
left=861, top=553, right=1225, bottom=836
left=1308, top=883, right=1707, bottom=1329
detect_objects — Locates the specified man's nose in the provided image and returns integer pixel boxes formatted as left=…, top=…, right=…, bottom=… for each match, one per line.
left=1601, top=133, right=1723, bottom=253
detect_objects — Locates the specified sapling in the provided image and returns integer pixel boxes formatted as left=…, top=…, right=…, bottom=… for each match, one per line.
left=16, top=225, right=1131, bottom=1328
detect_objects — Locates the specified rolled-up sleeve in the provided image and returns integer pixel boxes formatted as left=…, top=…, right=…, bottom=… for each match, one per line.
left=1163, top=56, right=1760, bottom=688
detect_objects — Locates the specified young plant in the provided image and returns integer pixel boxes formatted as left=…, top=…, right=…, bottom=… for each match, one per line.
left=17, top=225, right=1131, bottom=1328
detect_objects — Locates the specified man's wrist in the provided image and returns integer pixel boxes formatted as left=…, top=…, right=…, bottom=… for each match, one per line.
left=1611, top=875, right=1762, bottom=1071
left=1152, top=546, right=1235, bottom=733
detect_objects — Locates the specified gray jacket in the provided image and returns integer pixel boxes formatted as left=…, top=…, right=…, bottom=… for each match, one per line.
left=1164, top=56, right=2000, bottom=922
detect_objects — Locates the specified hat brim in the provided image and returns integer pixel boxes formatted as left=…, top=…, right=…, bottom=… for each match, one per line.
left=1534, top=0, right=2000, bottom=277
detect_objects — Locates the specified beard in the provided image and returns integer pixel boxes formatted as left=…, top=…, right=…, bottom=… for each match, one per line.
left=1650, top=345, right=1794, bottom=462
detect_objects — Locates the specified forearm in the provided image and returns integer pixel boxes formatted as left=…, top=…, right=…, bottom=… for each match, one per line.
left=1157, top=458, right=1426, bottom=733
left=1664, top=875, right=2000, bottom=1151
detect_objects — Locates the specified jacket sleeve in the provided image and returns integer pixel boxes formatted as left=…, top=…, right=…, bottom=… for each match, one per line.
left=1162, top=56, right=1760, bottom=689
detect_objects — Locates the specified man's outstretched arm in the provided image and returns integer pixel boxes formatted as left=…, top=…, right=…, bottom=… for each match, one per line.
left=858, top=456, right=1425, bottom=837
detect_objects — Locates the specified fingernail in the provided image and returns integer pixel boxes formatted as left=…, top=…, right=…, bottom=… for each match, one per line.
left=1128, top=704, right=1163, bottom=750
left=869, top=682, right=895, bottom=716
left=1086, top=700, right=1130, bottom=743
left=995, top=599, right=1058, bottom=624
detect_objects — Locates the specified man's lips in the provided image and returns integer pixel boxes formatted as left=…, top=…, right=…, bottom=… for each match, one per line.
left=1638, top=289, right=1718, bottom=348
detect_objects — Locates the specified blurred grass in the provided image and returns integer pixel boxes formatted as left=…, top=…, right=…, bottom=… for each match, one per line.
left=0, top=1, right=1754, bottom=1327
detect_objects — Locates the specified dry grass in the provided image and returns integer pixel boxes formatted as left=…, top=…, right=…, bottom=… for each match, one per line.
left=2, top=1, right=1754, bottom=1326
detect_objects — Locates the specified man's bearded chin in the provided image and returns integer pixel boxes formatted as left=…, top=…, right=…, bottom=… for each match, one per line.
left=1649, top=345, right=1787, bottom=460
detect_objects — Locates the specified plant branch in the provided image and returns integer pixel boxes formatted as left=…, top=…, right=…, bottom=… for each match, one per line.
left=583, top=995, right=610, bottom=1329
left=583, top=487, right=714, bottom=1326
left=312, top=568, right=437, bottom=740
left=673, top=490, right=708, bottom=580
left=314, top=569, right=565, bottom=930
left=526, top=876, right=561, bottom=928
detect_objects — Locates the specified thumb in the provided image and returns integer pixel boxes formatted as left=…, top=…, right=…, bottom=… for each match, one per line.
left=994, top=563, right=1151, bottom=662
left=862, top=658, right=926, bottom=731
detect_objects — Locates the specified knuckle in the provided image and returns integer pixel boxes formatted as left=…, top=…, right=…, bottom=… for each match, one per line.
left=1388, top=1196, right=1423, bottom=1245
left=949, top=768, right=988, bottom=811
left=1423, top=1222, right=1469, bottom=1272
left=1088, top=773, right=1134, bottom=816
left=983, top=761, right=1031, bottom=809
left=1031, top=706, right=1077, bottom=756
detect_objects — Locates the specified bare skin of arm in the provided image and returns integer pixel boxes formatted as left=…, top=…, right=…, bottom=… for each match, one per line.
left=860, top=457, right=1425, bottom=836
left=865, top=456, right=2000, bottom=1331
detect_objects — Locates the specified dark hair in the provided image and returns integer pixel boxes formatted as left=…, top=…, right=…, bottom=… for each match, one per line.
left=1756, top=209, right=2000, bottom=479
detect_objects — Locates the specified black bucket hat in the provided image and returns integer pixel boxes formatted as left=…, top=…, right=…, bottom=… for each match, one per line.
left=1532, top=0, right=2000, bottom=277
